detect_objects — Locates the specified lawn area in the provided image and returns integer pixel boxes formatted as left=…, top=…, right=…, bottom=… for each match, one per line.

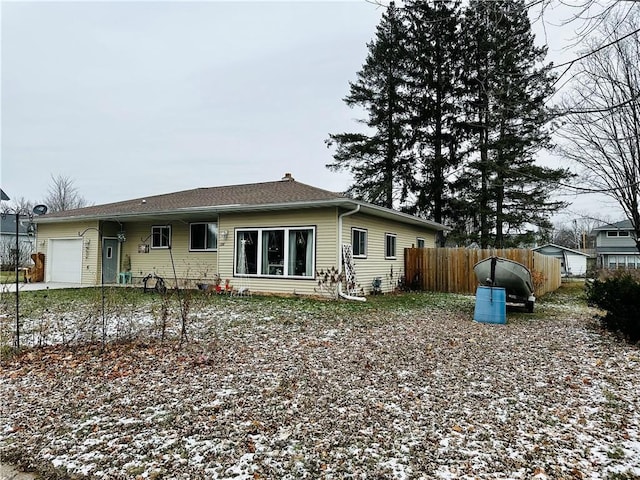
left=1, top=285, right=639, bottom=479
left=0, top=270, right=22, bottom=284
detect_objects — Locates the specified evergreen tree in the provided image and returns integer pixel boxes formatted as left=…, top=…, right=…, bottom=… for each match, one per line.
left=402, top=0, right=463, bottom=246
left=456, top=0, right=570, bottom=248
left=326, top=2, right=411, bottom=209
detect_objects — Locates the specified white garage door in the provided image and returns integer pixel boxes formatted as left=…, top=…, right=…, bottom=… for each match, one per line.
left=49, top=238, right=83, bottom=283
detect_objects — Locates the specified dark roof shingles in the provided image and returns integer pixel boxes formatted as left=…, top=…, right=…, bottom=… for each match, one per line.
left=43, top=179, right=346, bottom=219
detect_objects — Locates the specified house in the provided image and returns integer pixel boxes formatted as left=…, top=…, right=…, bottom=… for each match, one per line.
left=532, top=243, right=591, bottom=277
left=33, top=174, right=448, bottom=296
left=592, top=220, right=640, bottom=270
left=0, top=214, right=35, bottom=269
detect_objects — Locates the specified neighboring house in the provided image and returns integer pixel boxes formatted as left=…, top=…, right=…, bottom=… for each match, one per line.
left=593, top=220, right=640, bottom=269
left=0, top=214, right=35, bottom=268
left=532, top=243, right=590, bottom=277
left=33, top=174, right=448, bottom=295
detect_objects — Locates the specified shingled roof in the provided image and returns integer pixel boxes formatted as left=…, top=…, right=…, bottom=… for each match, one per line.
left=35, top=174, right=448, bottom=231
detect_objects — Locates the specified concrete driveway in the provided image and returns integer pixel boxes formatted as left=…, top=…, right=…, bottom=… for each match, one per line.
left=1, top=282, right=106, bottom=293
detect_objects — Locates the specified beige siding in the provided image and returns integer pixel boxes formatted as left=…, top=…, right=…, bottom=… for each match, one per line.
left=120, top=221, right=218, bottom=287
left=342, top=213, right=436, bottom=294
left=36, top=221, right=100, bottom=284
left=36, top=208, right=440, bottom=296
left=219, top=208, right=338, bottom=295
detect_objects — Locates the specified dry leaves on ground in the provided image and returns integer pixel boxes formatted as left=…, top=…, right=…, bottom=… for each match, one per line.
left=1, top=292, right=639, bottom=479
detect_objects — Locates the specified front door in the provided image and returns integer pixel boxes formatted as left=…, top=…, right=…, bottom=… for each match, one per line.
left=102, top=238, right=119, bottom=284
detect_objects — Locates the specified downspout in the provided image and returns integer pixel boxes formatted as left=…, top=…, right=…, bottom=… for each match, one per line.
left=337, top=204, right=366, bottom=302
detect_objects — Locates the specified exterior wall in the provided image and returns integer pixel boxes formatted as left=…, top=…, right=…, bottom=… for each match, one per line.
left=566, top=254, right=587, bottom=276
left=596, top=230, right=636, bottom=248
left=36, top=220, right=100, bottom=284
left=119, top=220, right=218, bottom=286
left=600, top=253, right=640, bottom=269
left=342, top=212, right=436, bottom=294
left=218, top=208, right=338, bottom=296
left=534, top=246, right=588, bottom=276
left=0, top=234, right=35, bottom=267
left=595, top=230, right=640, bottom=269
left=36, top=208, right=441, bottom=296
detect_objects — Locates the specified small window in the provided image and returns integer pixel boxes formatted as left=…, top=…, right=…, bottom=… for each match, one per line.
left=385, top=233, right=397, bottom=259
left=106, top=246, right=113, bottom=259
left=352, top=228, right=367, bottom=257
left=190, top=222, right=218, bottom=251
left=417, top=237, right=426, bottom=248
left=151, top=225, right=171, bottom=249
left=618, top=231, right=630, bottom=237
left=607, top=231, right=618, bottom=237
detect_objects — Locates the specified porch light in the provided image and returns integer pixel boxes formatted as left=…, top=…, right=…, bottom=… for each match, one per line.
left=117, top=231, right=126, bottom=242
left=220, top=230, right=228, bottom=241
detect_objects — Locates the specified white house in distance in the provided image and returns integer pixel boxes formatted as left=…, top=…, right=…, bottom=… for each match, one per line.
left=0, top=215, right=35, bottom=268
left=533, top=243, right=590, bottom=277
left=593, top=220, right=640, bottom=269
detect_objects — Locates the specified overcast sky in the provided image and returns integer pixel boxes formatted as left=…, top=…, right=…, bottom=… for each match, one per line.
left=0, top=0, right=624, bottom=223
left=2, top=1, right=383, bottom=205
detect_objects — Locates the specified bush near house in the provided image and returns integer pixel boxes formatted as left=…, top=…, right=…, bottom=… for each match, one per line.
left=586, top=271, right=640, bottom=343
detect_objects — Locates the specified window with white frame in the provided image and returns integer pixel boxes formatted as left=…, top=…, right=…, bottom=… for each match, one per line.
left=151, top=225, right=171, bottom=249
left=190, top=222, right=218, bottom=251
left=385, top=233, right=397, bottom=259
left=416, top=237, right=426, bottom=248
left=352, top=228, right=367, bottom=257
left=607, top=231, right=631, bottom=237
left=235, top=227, right=315, bottom=277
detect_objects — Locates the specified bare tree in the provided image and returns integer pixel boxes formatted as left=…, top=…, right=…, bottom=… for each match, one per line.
left=551, top=216, right=600, bottom=249
left=557, top=11, right=640, bottom=252
left=0, top=196, right=35, bottom=216
left=43, top=174, right=87, bottom=212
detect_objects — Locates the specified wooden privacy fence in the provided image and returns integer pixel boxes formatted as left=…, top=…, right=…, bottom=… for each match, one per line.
left=404, top=248, right=562, bottom=297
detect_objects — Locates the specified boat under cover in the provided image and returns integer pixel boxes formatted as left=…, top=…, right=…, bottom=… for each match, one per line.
left=473, top=256, right=536, bottom=312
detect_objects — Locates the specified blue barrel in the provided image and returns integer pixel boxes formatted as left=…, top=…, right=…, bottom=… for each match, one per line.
left=474, top=286, right=506, bottom=324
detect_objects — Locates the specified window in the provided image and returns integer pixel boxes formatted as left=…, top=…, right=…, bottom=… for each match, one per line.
left=385, top=233, right=397, bottom=259
left=607, top=230, right=630, bottom=237
left=416, top=237, right=426, bottom=248
left=352, top=228, right=367, bottom=257
left=151, top=226, right=171, bottom=249
left=608, top=255, right=620, bottom=269
left=190, top=222, right=218, bottom=251
left=235, top=227, right=315, bottom=277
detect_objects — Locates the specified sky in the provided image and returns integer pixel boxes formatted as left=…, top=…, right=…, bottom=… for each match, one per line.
left=1, top=1, right=382, bottom=205
left=0, top=0, right=625, bottom=224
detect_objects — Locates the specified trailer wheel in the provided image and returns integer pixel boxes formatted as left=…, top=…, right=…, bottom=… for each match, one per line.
left=526, top=300, right=534, bottom=313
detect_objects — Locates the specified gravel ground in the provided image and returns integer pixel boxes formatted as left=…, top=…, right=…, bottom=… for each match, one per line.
left=1, top=290, right=639, bottom=479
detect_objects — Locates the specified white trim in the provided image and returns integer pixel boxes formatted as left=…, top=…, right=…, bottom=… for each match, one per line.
left=188, top=221, right=218, bottom=252
left=151, top=225, right=171, bottom=249
left=385, top=232, right=397, bottom=259
left=234, top=226, right=316, bottom=279
left=351, top=227, right=367, bottom=258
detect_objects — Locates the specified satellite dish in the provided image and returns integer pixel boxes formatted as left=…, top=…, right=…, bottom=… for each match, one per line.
left=32, top=204, right=48, bottom=215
